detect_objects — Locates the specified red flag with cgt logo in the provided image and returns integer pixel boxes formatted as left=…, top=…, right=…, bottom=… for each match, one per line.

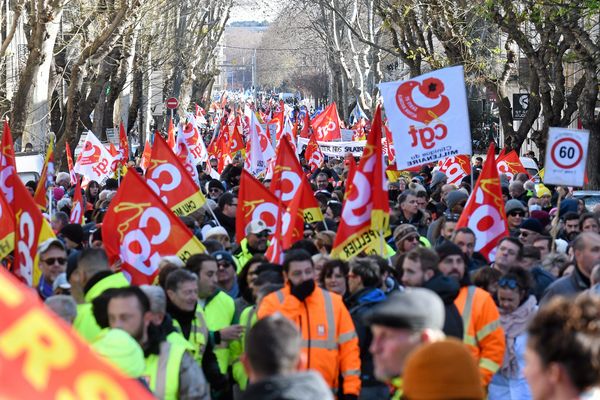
left=311, top=103, right=342, bottom=141
left=456, top=143, right=509, bottom=262
left=102, top=171, right=206, bottom=285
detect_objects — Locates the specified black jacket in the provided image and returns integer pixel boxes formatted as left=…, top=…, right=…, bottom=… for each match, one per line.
left=541, top=265, right=589, bottom=305
left=423, top=273, right=464, bottom=339
left=213, top=207, right=236, bottom=240
left=345, top=287, right=388, bottom=388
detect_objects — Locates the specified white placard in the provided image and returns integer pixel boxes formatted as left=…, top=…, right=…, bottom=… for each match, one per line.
left=543, top=127, right=589, bottom=187
left=297, top=137, right=366, bottom=157
left=379, top=66, right=472, bottom=170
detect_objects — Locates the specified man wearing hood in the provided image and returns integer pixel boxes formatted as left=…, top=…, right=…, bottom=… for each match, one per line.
left=399, top=247, right=463, bottom=339
left=241, top=315, right=333, bottom=400
left=435, top=241, right=505, bottom=388
left=257, top=249, right=361, bottom=399
left=344, top=258, right=388, bottom=399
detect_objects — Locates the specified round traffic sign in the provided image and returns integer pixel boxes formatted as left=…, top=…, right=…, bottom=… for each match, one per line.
left=550, top=137, right=583, bottom=169
left=166, top=97, right=179, bottom=109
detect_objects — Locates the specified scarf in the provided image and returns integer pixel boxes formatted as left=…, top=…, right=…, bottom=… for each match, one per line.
left=500, top=295, right=537, bottom=378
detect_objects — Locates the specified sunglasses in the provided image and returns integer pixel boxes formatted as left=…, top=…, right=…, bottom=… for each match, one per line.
left=217, top=262, right=233, bottom=269
left=498, top=278, right=520, bottom=290
left=42, top=257, right=67, bottom=265
left=209, top=188, right=222, bottom=193
left=255, top=232, right=270, bottom=238
left=519, top=230, right=531, bottom=237
left=508, top=211, right=525, bottom=217
left=405, top=235, right=420, bottom=242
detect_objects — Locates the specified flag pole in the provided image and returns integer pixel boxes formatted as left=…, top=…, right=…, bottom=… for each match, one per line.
left=47, top=187, right=52, bottom=217
left=205, top=203, right=222, bottom=227
left=550, top=193, right=562, bottom=253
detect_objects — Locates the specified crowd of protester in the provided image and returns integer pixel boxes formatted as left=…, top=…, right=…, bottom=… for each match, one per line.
left=6, top=145, right=600, bottom=400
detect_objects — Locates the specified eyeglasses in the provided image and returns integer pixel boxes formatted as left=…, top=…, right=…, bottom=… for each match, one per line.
left=255, top=232, right=270, bottom=238
left=217, top=262, right=233, bottom=269
left=444, top=213, right=460, bottom=222
left=519, top=230, right=530, bottom=237
left=405, top=235, right=420, bottom=242
left=209, top=188, right=222, bottom=193
left=508, top=211, right=525, bottom=217
left=498, top=278, right=520, bottom=290
left=42, top=257, right=67, bottom=265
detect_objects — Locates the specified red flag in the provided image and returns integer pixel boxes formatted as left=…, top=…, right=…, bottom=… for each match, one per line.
left=311, top=103, right=342, bottom=141
left=108, top=142, right=119, bottom=158
left=456, top=143, right=509, bottom=262
left=12, top=174, right=56, bottom=286
left=229, top=117, right=245, bottom=155
left=438, top=155, right=472, bottom=185
left=331, top=105, right=389, bottom=260
left=300, top=111, right=311, bottom=138
left=33, top=138, right=54, bottom=210
left=119, top=122, right=129, bottom=164
left=167, top=117, right=176, bottom=150
left=102, top=170, right=206, bottom=285
left=140, top=133, right=152, bottom=171
left=304, top=134, right=324, bottom=173
left=497, top=150, right=529, bottom=181
left=146, top=134, right=206, bottom=216
left=70, top=178, right=85, bottom=224
left=65, top=142, right=77, bottom=185
left=298, top=174, right=324, bottom=224
left=343, top=154, right=357, bottom=200
left=0, top=190, right=14, bottom=260
left=0, top=119, right=17, bottom=205
left=271, top=137, right=304, bottom=205
left=383, top=124, right=396, bottom=164
left=496, top=147, right=506, bottom=160
left=270, top=101, right=285, bottom=141
left=236, top=170, right=292, bottom=244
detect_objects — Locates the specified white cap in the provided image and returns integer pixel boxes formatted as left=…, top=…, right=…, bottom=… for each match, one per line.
left=245, top=220, right=270, bottom=236
left=204, top=226, right=229, bottom=240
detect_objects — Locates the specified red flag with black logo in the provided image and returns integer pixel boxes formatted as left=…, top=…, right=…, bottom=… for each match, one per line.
left=0, top=190, right=14, bottom=260
left=438, top=155, right=472, bottom=185
left=66, top=142, right=77, bottom=185
left=102, top=170, right=206, bottom=285
left=331, top=105, right=389, bottom=260
left=119, top=122, right=129, bottom=164
left=146, top=134, right=206, bottom=216
left=300, top=111, right=311, bottom=138
left=456, top=143, right=509, bottom=262
left=304, top=134, right=324, bottom=173
left=311, top=103, right=342, bottom=141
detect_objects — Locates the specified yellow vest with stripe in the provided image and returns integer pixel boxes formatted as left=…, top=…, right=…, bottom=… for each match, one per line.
left=171, top=304, right=209, bottom=365
left=203, top=290, right=236, bottom=373
left=230, top=305, right=258, bottom=389
left=144, top=341, right=186, bottom=400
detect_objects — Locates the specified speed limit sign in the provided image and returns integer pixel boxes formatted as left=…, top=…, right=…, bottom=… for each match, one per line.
left=543, top=127, right=589, bottom=187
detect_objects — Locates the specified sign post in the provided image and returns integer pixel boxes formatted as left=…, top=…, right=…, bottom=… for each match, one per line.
left=166, top=97, right=179, bottom=125
left=543, top=127, right=589, bottom=187
left=512, top=93, right=529, bottom=120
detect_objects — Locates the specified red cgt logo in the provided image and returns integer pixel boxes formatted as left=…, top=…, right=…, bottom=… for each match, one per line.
left=395, top=77, right=450, bottom=124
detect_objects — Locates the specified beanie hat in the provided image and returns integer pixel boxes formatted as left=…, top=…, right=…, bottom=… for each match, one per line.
left=435, top=241, right=465, bottom=263
left=208, top=179, right=225, bottom=192
left=505, top=199, right=526, bottom=214
left=430, top=171, right=447, bottom=188
left=53, top=186, right=65, bottom=201
left=446, top=190, right=468, bottom=210
left=403, top=339, right=484, bottom=400
left=92, top=329, right=145, bottom=378
left=60, top=223, right=84, bottom=244
left=393, top=224, right=419, bottom=243
left=530, top=210, right=550, bottom=229
left=559, top=199, right=578, bottom=216
left=520, top=218, right=543, bottom=234
left=204, top=226, right=229, bottom=240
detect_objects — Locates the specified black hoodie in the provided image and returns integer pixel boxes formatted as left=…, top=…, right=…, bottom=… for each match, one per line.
left=423, top=273, right=464, bottom=339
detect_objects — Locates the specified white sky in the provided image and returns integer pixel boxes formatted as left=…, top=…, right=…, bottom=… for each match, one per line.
left=228, top=0, right=283, bottom=22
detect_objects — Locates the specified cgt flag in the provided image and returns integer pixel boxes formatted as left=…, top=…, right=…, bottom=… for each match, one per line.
left=69, top=178, right=85, bottom=225
left=33, top=136, right=55, bottom=210
left=304, top=134, right=324, bottom=173
left=0, top=119, right=17, bottom=204
left=65, top=142, right=77, bottom=185
left=379, top=66, right=471, bottom=170
left=74, top=131, right=115, bottom=185
left=438, top=155, right=472, bottom=185
left=311, top=103, right=342, bottom=141
left=0, top=267, right=154, bottom=399
left=118, top=122, right=129, bottom=165
left=102, top=171, right=206, bottom=285
left=331, top=105, right=390, bottom=260
left=456, top=143, right=509, bottom=262
left=497, top=150, right=529, bottom=181
left=146, top=134, right=206, bottom=217
left=12, top=175, right=56, bottom=286
left=0, top=190, right=14, bottom=260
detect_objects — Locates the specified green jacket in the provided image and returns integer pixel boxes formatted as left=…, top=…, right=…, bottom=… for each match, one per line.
left=73, top=272, right=129, bottom=342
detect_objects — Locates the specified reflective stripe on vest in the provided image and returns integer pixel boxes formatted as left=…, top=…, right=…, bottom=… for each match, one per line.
left=191, top=308, right=208, bottom=358
left=145, top=341, right=186, bottom=400
left=462, top=286, right=477, bottom=346
left=204, top=291, right=235, bottom=374
left=243, top=306, right=257, bottom=349
left=302, top=289, right=337, bottom=350
left=275, top=289, right=285, bottom=303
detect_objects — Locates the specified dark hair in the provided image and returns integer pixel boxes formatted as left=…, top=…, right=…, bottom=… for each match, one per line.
left=202, top=239, right=224, bottom=254
left=165, top=268, right=197, bottom=293
left=472, top=268, right=502, bottom=293
left=158, top=264, right=179, bottom=290
left=101, top=286, right=151, bottom=319
left=563, top=211, right=580, bottom=222
left=528, top=295, right=600, bottom=391
left=319, top=259, right=349, bottom=287
left=522, top=246, right=541, bottom=261
left=348, top=258, right=380, bottom=288
left=326, top=201, right=342, bottom=218
left=451, top=227, right=476, bottom=241
left=77, top=248, right=110, bottom=273
left=282, top=249, right=313, bottom=273
left=254, top=270, right=285, bottom=287
left=533, top=236, right=553, bottom=252
left=218, top=192, right=236, bottom=209
left=288, top=239, right=319, bottom=256
left=246, top=315, right=302, bottom=376
left=579, top=212, right=599, bottom=231
left=498, top=236, right=524, bottom=259
left=398, top=189, right=418, bottom=205
left=499, top=266, right=533, bottom=295
left=238, top=254, right=267, bottom=303
left=185, top=254, right=216, bottom=276
left=404, top=247, right=440, bottom=275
